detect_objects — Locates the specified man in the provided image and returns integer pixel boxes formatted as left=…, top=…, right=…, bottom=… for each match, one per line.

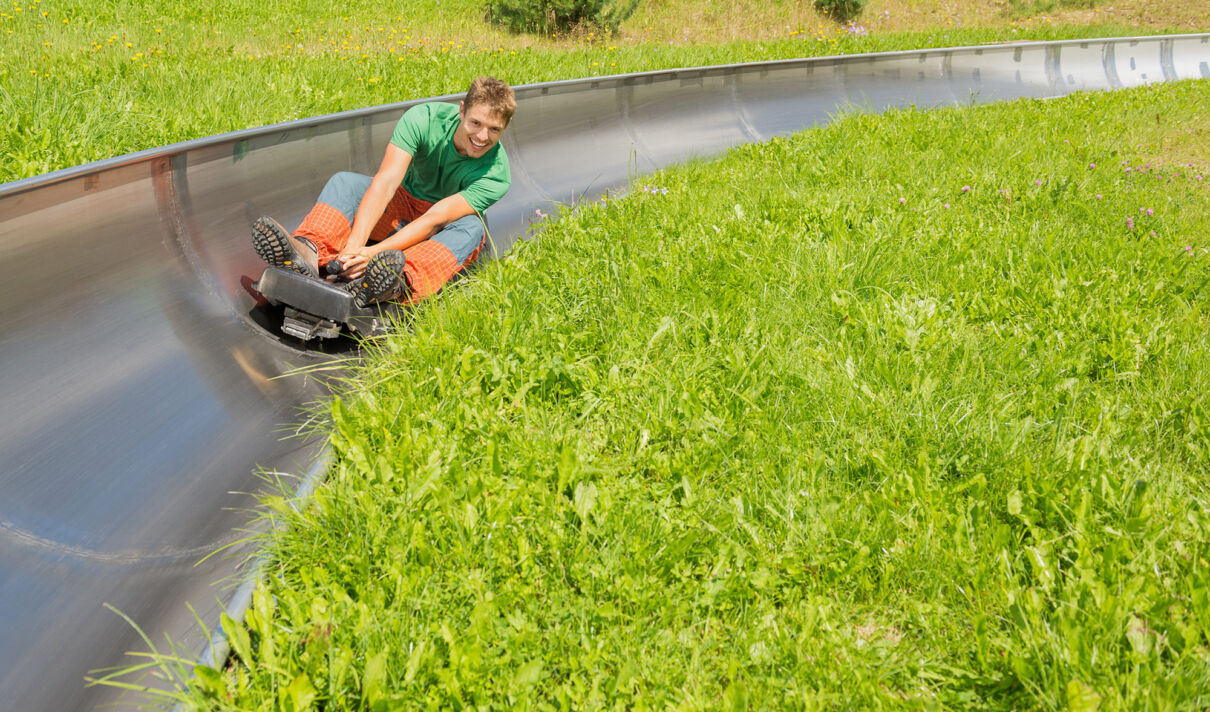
left=251, top=76, right=516, bottom=308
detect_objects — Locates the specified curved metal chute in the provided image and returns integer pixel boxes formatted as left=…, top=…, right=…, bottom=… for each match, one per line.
left=0, top=34, right=1206, bottom=711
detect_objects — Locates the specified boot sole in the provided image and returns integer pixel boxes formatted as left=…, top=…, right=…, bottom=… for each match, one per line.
left=354, top=251, right=409, bottom=308
left=252, top=217, right=319, bottom=279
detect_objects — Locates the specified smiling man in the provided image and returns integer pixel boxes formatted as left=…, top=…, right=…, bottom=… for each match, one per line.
left=252, top=76, right=516, bottom=307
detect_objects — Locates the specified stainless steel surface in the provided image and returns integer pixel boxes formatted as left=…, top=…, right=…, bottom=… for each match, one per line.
left=1, top=34, right=1207, bottom=710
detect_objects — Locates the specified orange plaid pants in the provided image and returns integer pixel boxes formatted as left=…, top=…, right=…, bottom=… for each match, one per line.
left=293, top=171, right=486, bottom=301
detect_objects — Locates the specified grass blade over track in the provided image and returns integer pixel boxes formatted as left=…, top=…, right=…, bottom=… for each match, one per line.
left=200, top=81, right=1210, bottom=708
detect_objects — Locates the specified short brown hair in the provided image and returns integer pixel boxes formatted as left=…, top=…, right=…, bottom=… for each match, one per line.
left=464, top=76, right=517, bottom=125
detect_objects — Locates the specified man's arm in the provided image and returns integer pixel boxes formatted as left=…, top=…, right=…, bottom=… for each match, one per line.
left=334, top=143, right=411, bottom=279
left=346, top=143, right=411, bottom=252
left=339, top=189, right=477, bottom=279
left=370, top=192, right=477, bottom=253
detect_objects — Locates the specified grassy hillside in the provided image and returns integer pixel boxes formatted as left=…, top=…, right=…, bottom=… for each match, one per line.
left=2, top=0, right=1203, bottom=182
left=104, top=77, right=1210, bottom=710
left=25, top=0, right=1206, bottom=708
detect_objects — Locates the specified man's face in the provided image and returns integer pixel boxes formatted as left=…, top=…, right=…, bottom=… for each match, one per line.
left=454, top=101, right=508, bottom=158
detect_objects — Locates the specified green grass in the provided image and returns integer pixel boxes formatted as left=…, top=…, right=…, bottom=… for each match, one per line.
left=122, top=79, right=1210, bottom=709
left=0, top=0, right=1191, bottom=183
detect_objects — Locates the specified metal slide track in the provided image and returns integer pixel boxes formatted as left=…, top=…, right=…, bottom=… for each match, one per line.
left=1, top=34, right=1207, bottom=711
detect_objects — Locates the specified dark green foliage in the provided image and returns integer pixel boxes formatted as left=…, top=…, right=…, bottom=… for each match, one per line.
left=485, top=0, right=641, bottom=35
left=813, top=0, right=867, bottom=23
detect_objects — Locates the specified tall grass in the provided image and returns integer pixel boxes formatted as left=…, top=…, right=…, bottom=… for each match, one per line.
left=134, top=79, right=1210, bottom=709
left=0, top=0, right=1192, bottom=183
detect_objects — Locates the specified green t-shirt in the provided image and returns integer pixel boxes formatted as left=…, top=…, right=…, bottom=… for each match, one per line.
left=389, top=102, right=511, bottom=213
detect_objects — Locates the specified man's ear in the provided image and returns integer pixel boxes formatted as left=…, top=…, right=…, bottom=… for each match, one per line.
left=458, top=100, right=465, bottom=116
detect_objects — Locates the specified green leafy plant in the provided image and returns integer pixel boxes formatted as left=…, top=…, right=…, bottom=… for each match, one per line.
left=813, top=0, right=867, bottom=23
left=484, top=0, right=641, bottom=36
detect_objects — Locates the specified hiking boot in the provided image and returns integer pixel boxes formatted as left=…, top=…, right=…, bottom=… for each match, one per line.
left=251, top=216, right=319, bottom=279
left=352, top=250, right=411, bottom=308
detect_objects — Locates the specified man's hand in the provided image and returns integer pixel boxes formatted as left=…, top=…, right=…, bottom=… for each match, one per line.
left=335, top=246, right=375, bottom=280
